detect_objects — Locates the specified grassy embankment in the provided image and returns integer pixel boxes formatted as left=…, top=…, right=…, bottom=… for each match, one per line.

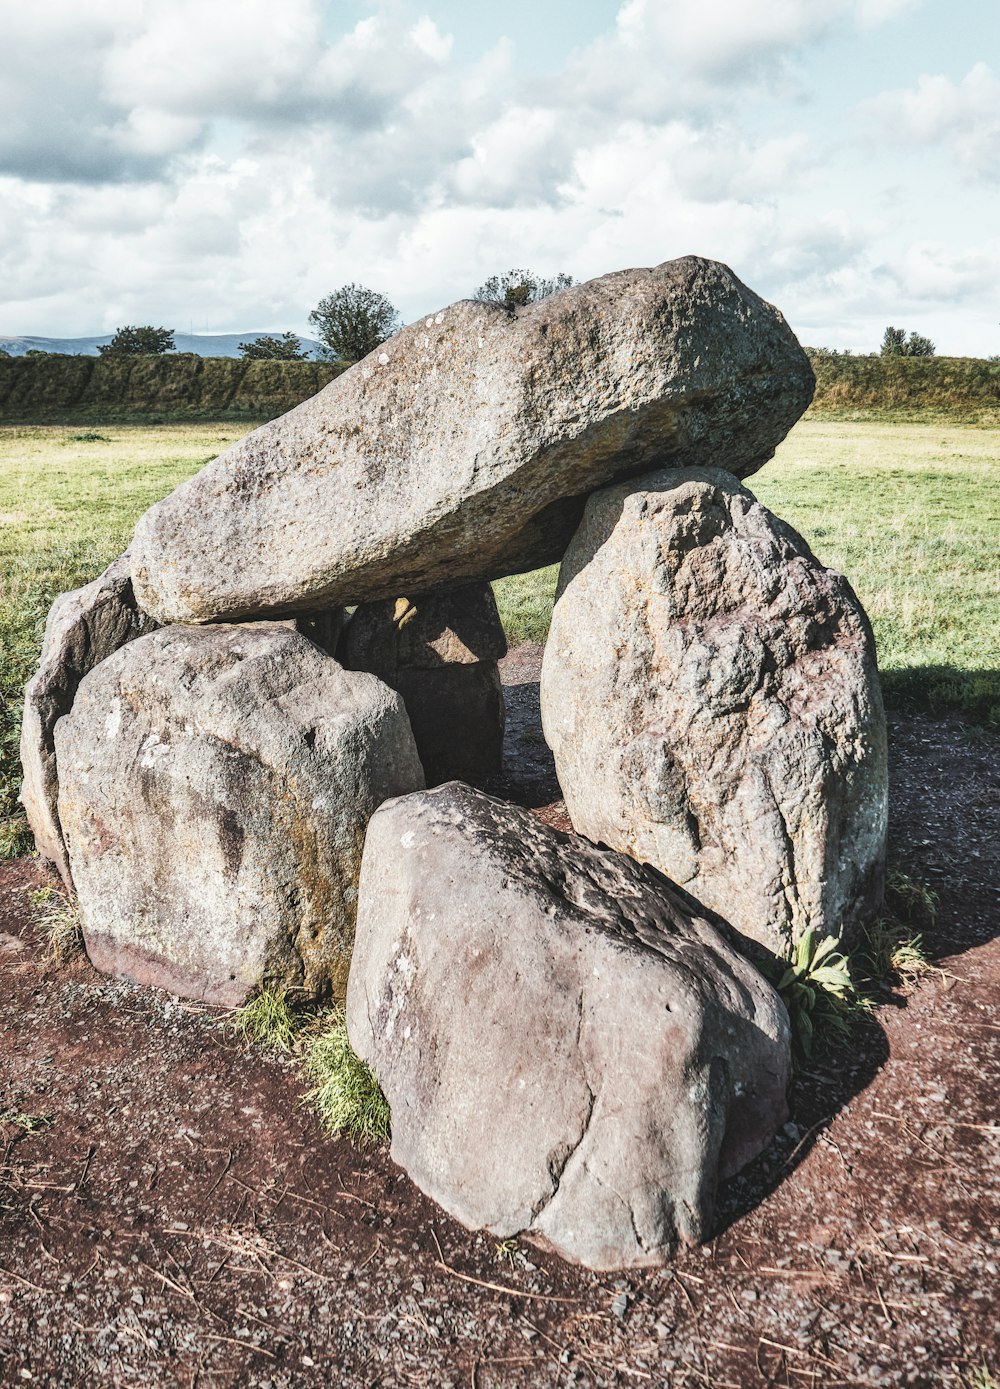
left=0, top=354, right=344, bottom=425
left=1, top=418, right=998, bottom=854
left=807, top=351, right=1000, bottom=425
left=2, top=348, right=998, bottom=426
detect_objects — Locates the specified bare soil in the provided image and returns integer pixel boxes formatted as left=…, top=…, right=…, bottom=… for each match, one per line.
left=1, top=645, right=998, bottom=1388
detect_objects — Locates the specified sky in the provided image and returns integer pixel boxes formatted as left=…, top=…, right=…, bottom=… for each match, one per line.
left=1, top=0, right=998, bottom=354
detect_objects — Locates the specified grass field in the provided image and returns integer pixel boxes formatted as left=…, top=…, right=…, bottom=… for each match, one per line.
left=2, top=419, right=998, bottom=854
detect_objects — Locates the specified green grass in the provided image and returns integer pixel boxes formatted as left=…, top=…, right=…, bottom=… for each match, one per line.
left=0, top=423, right=245, bottom=849
left=883, top=869, right=939, bottom=932
left=0, top=1111, right=52, bottom=1134
left=496, top=423, right=999, bottom=723
left=301, top=1008, right=391, bottom=1144
left=807, top=351, right=1000, bottom=424
left=751, top=421, right=999, bottom=724
left=493, top=565, right=559, bottom=644
left=227, top=985, right=306, bottom=1052
left=0, top=353, right=343, bottom=424
left=2, top=418, right=997, bottom=852
left=959, top=1368, right=998, bottom=1389
left=221, top=988, right=391, bottom=1144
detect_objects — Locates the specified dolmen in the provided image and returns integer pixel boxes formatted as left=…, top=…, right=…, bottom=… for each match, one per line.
left=20, top=255, right=888, bottom=1269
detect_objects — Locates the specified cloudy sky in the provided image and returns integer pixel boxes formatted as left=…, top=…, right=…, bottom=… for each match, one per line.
left=2, top=0, right=998, bottom=353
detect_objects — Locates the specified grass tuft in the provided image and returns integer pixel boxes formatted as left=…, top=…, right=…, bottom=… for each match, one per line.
left=0, top=1111, right=52, bottom=1134
left=863, top=918, right=936, bottom=991
left=961, top=1368, right=998, bottom=1389
left=301, top=1007, right=390, bottom=1145
left=884, top=869, right=939, bottom=930
left=855, top=869, right=942, bottom=997
left=30, top=885, right=83, bottom=963
left=227, top=986, right=304, bottom=1052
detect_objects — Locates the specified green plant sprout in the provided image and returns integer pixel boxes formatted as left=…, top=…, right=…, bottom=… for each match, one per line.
left=775, top=929, right=863, bottom=1058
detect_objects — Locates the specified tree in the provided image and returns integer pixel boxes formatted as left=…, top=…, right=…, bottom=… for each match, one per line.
left=98, top=325, right=175, bottom=356
left=880, top=326, right=935, bottom=358
left=308, top=285, right=401, bottom=363
left=473, top=269, right=574, bottom=313
left=906, top=331, right=936, bottom=357
left=238, top=332, right=308, bottom=360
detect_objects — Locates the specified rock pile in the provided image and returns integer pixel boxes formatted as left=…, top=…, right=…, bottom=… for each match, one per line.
left=20, top=256, right=888, bottom=1269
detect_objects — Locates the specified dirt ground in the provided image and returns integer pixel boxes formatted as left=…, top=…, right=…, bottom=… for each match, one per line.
left=1, top=645, right=998, bottom=1389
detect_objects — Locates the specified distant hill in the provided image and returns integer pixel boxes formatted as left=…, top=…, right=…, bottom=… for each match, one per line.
left=0, top=332, right=326, bottom=360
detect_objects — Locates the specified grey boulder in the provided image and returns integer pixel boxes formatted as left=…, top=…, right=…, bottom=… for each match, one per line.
left=342, top=585, right=507, bottom=786
left=55, top=624, right=424, bottom=1005
left=348, top=783, right=791, bottom=1270
left=130, top=257, right=814, bottom=623
left=541, top=468, right=888, bottom=955
left=19, top=553, right=156, bottom=888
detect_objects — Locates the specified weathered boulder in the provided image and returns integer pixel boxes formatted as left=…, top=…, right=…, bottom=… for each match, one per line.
left=130, top=257, right=814, bottom=623
left=342, top=585, right=507, bottom=786
left=55, top=625, right=424, bottom=1006
left=348, top=783, right=791, bottom=1270
left=19, top=554, right=156, bottom=888
left=19, top=551, right=345, bottom=889
left=541, top=468, right=888, bottom=955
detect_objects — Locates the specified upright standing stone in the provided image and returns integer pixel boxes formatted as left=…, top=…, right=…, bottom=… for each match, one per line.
left=541, top=467, right=888, bottom=955
left=341, top=584, right=507, bottom=786
left=55, top=625, right=424, bottom=1005
left=129, top=257, right=814, bottom=623
left=19, top=554, right=156, bottom=888
left=348, top=783, right=791, bottom=1270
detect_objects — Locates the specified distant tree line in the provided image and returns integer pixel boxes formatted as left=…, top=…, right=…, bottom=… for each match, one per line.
left=14, top=290, right=959, bottom=367
left=81, top=270, right=575, bottom=367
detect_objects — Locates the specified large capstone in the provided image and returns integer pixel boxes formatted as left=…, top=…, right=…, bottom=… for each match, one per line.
left=348, top=783, right=791, bottom=1271
left=341, top=584, right=507, bottom=786
left=130, top=257, right=814, bottom=623
left=55, top=624, right=424, bottom=1005
left=19, top=553, right=157, bottom=888
left=541, top=467, right=888, bottom=955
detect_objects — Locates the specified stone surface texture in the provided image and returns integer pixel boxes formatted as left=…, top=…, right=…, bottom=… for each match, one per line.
left=541, top=467, right=888, bottom=955
left=130, top=257, right=814, bottom=624
left=55, top=624, right=424, bottom=1006
left=19, top=554, right=157, bottom=888
left=347, top=783, right=791, bottom=1271
left=342, top=586, right=507, bottom=786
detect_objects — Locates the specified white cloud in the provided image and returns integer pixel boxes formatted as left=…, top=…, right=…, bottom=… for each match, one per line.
left=410, top=16, right=453, bottom=63
left=615, top=0, right=842, bottom=77
left=859, top=63, right=1000, bottom=181
left=894, top=239, right=1000, bottom=301
left=449, top=107, right=570, bottom=206
left=0, top=0, right=992, bottom=355
left=856, top=0, right=919, bottom=28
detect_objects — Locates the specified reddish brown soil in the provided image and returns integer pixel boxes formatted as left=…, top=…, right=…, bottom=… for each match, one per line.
left=1, top=646, right=998, bottom=1388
